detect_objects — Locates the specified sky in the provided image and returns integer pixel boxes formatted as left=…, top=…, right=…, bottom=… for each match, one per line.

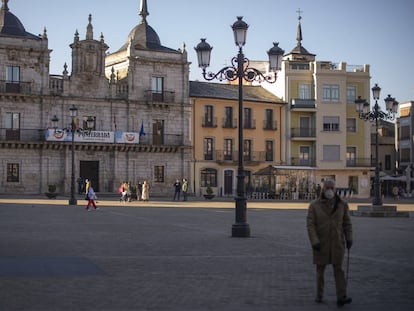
left=8, top=0, right=414, bottom=104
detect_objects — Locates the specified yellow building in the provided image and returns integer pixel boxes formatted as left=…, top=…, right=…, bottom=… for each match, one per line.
left=259, top=14, right=373, bottom=199
left=190, top=81, right=286, bottom=198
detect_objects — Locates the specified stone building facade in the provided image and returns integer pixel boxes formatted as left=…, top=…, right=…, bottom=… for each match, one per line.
left=0, top=0, right=191, bottom=196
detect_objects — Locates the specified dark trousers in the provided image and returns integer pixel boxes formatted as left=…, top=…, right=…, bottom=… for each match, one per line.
left=316, top=264, right=346, bottom=299
left=173, top=191, right=180, bottom=200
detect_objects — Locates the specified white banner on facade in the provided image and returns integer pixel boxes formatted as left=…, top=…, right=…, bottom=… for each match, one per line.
left=45, top=129, right=115, bottom=143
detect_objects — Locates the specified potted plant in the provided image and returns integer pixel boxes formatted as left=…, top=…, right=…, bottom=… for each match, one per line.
left=45, top=184, right=58, bottom=199
left=203, top=185, right=215, bottom=200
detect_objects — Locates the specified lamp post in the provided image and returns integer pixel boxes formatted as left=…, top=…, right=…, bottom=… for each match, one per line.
left=195, top=17, right=284, bottom=237
left=354, top=83, right=398, bottom=206
left=51, top=105, right=94, bottom=205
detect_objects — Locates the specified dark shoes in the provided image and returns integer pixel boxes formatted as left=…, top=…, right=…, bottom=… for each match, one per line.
left=337, top=296, right=352, bottom=307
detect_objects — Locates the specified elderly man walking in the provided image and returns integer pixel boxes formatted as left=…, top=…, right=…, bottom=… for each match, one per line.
left=306, top=178, right=353, bottom=307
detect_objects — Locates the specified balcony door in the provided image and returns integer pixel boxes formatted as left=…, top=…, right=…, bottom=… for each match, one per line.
left=300, top=116, right=311, bottom=137
left=153, top=120, right=164, bottom=145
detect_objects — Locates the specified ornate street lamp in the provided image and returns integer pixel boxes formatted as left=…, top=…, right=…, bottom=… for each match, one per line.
left=355, top=83, right=398, bottom=206
left=51, top=105, right=94, bottom=205
left=195, top=17, right=284, bottom=237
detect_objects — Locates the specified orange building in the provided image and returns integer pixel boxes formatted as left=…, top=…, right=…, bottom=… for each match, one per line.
left=190, top=81, right=286, bottom=197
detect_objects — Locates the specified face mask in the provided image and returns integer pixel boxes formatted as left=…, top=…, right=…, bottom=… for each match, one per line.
left=324, top=189, right=335, bottom=199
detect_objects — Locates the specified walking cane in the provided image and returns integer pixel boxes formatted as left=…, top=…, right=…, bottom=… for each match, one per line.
left=345, top=247, right=350, bottom=287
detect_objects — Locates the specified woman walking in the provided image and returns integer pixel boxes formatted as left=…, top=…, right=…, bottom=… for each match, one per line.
left=86, top=185, right=98, bottom=210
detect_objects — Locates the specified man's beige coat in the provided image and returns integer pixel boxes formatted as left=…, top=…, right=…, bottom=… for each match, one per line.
left=307, top=196, right=353, bottom=265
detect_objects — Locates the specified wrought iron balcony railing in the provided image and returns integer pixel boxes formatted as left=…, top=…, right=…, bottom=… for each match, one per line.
left=290, top=157, right=317, bottom=167
left=0, top=128, right=183, bottom=147
left=346, top=158, right=374, bottom=167
left=201, top=117, right=217, bottom=128
left=214, top=150, right=265, bottom=163
left=263, top=120, right=277, bottom=130
left=290, top=98, right=316, bottom=109
left=222, top=118, right=237, bottom=128
left=144, top=90, right=175, bottom=103
left=0, top=80, right=32, bottom=95
left=290, top=127, right=316, bottom=138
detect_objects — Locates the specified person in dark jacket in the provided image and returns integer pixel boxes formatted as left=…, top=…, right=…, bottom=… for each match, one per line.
left=173, top=179, right=181, bottom=201
left=306, top=178, right=353, bottom=307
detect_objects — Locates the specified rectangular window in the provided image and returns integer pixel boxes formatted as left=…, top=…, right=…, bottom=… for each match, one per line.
left=264, top=109, right=274, bottom=129
left=203, top=105, right=214, bottom=127
left=244, top=140, right=252, bottom=161
left=243, top=107, right=253, bottom=128
left=151, top=77, right=164, bottom=101
left=153, top=120, right=164, bottom=145
left=6, top=66, right=21, bottom=93
left=346, top=147, right=357, bottom=166
left=7, top=163, right=19, bottom=182
left=224, top=106, right=234, bottom=128
left=265, top=140, right=274, bottom=161
left=154, top=166, right=164, bottom=182
left=346, top=118, right=356, bottom=132
left=300, top=146, right=310, bottom=165
left=224, top=138, right=233, bottom=161
left=400, top=126, right=410, bottom=140
left=201, top=168, right=217, bottom=187
left=6, top=66, right=20, bottom=82
left=5, top=112, right=20, bottom=129
left=323, top=116, right=340, bottom=131
left=299, top=116, right=311, bottom=137
left=5, top=112, right=20, bottom=140
left=323, top=145, right=340, bottom=161
left=204, top=138, right=214, bottom=160
left=347, top=86, right=356, bottom=103
left=151, top=77, right=163, bottom=93
left=298, top=83, right=311, bottom=99
left=322, top=84, right=339, bottom=102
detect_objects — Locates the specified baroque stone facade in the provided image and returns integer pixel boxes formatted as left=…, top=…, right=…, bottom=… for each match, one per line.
left=0, top=0, right=191, bottom=196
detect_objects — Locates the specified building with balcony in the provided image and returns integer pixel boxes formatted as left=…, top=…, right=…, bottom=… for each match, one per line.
left=190, top=81, right=286, bottom=198
left=0, top=0, right=191, bottom=196
left=396, top=101, right=414, bottom=194
left=255, top=13, right=373, bottom=199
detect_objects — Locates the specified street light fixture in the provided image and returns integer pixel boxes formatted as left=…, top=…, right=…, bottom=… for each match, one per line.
left=51, top=105, right=94, bottom=205
left=354, top=83, right=398, bottom=206
left=195, top=16, right=284, bottom=237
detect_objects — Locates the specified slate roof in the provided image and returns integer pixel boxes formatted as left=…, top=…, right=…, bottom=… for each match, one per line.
left=189, top=81, right=285, bottom=104
left=0, top=1, right=39, bottom=39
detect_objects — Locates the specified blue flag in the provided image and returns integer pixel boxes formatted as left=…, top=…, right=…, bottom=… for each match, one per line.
left=139, top=121, right=145, bottom=137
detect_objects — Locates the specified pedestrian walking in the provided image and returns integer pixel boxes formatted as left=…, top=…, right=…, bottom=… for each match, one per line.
left=182, top=178, right=188, bottom=201
left=306, top=178, right=353, bottom=307
left=85, top=185, right=98, bottom=211
left=85, top=178, right=91, bottom=194
left=173, top=179, right=181, bottom=200
left=137, top=181, right=143, bottom=201
left=141, top=180, right=149, bottom=201
left=315, top=183, right=321, bottom=198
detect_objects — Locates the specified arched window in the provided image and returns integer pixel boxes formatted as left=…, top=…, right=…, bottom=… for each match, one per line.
left=200, top=168, right=217, bottom=187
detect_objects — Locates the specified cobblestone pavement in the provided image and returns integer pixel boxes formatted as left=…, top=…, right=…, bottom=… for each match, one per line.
left=0, top=196, right=413, bottom=310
